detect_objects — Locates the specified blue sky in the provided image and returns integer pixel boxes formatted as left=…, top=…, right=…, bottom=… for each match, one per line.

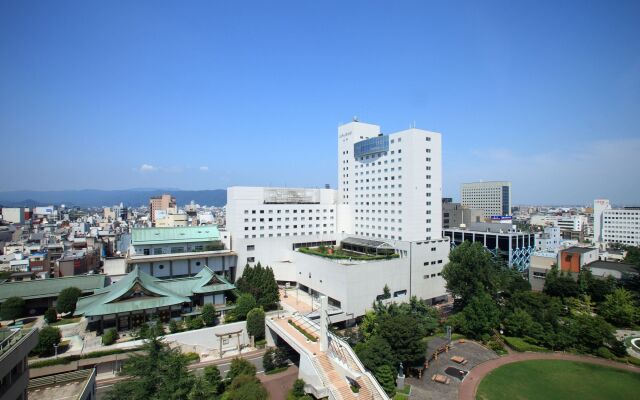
left=1, top=1, right=639, bottom=205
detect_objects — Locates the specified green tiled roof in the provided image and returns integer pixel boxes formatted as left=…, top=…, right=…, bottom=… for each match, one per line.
left=0, top=275, right=107, bottom=303
left=131, top=226, right=220, bottom=245
left=74, top=266, right=234, bottom=317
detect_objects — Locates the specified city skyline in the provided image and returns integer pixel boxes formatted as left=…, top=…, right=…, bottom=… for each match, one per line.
left=1, top=1, right=639, bottom=204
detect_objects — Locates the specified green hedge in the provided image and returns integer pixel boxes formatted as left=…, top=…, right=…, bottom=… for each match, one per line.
left=31, top=347, right=141, bottom=369
left=288, top=320, right=317, bottom=342
left=503, top=336, right=549, bottom=352
left=298, top=247, right=399, bottom=261
left=265, top=365, right=289, bottom=375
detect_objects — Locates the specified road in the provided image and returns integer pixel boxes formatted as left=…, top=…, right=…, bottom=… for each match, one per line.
left=96, top=350, right=266, bottom=400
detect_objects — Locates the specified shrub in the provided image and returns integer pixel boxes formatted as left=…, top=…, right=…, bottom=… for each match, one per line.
left=263, top=348, right=276, bottom=372
left=596, top=346, right=615, bottom=360
left=503, top=336, right=548, bottom=352
left=44, top=308, right=58, bottom=324
left=35, top=326, right=62, bottom=356
left=169, top=319, right=180, bottom=333
left=102, top=329, right=119, bottom=346
left=187, top=316, right=204, bottom=330
left=184, top=352, right=200, bottom=363
left=201, top=304, right=217, bottom=327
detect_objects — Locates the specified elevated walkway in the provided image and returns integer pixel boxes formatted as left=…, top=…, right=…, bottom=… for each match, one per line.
left=267, top=312, right=388, bottom=400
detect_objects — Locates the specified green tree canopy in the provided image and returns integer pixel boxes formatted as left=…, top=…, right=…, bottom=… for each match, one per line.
left=226, top=357, right=257, bottom=383
left=35, top=326, right=61, bottom=356
left=221, top=374, right=268, bottom=400
left=374, top=364, right=397, bottom=396
left=378, top=313, right=425, bottom=368
left=0, top=296, right=25, bottom=323
left=599, top=288, right=638, bottom=327
left=201, top=304, right=217, bottom=327
left=231, top=294, right=257, bottom=321
left=235, top=262, right=280, bottom=311
left=203, top=365, right=223, bottom=396
left=441, top=241, right=506, bottom=308
left=56, top=287, right=82, bottom=315
left=543, top=266, right=580, bottom=299
left=44, top=308, right=58, bottom=324
left=246, top=307, right=266, bottom=339
left=354, top=335, right=397, bottom=374
left=449, top=291, right=501, bottom=340
left=105, top=336, right=195, bottom=400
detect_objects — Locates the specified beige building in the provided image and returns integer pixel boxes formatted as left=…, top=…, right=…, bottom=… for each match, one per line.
left=149, top=194, right=177, bottom=224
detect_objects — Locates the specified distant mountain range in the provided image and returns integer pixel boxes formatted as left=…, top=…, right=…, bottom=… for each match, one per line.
left=0, top=189, right=227, bottom=208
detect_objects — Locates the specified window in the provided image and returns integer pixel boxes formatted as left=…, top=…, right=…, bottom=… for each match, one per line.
left=247, top=257, right=255, bottom=263
left=143, top=248, right=150, bottom=255
left=247, top=245, right=255, bottom=251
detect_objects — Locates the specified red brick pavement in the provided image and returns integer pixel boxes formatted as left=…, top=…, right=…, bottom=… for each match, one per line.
left=458, top=352, right=640, bottom=400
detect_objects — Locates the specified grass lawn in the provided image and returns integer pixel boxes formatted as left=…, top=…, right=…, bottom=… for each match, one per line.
left=476, top=360, right=640, bottom=400
left=51, top=317, right=81, bottom=326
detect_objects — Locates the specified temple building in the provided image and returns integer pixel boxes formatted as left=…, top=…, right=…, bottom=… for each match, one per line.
left=74, top=265, right=235, bottom=331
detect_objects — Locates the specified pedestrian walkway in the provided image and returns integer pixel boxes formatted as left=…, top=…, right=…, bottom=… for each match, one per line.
left=458, top=352, right=640, bottom=400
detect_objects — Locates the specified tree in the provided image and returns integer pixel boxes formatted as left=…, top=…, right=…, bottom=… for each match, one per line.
left=56, top=287, right=82, bottom=315
left=187, top=378, right=208, bottom=400
left=201, top=304, right=217, bottom=327
left=442, top=241, right=506, bottom=308
left=374, top=365, right=397, bottom=396
left=203, top=365, right=223, bottom=396
left=44, top=308, right=58, bottom=324
left=231, top=294, right=257, bottom=321
left=0, top=296, right=25, bottom=323
left=246, top=308, right=265, bottom=339
left=355, top=335, right=397, bottom=373
left=503, top=309, right=542, bottom=338
left=290, top=379, right=306, bottom=398
left=378, top=314, right=425, bottom=368
left=600, top=288, right=638, bottom=327
left=235, top=263, right=280, bottom=311
left=102, top=328, right=119, bottom=346
left=35, top=326, right=61, bottom=356
left=453, top=292, right=501, bottom=340
left=187, top=316, right=204, bottom=330
left=105, top=336, right=195, bottom=400
left=263, top=348, right=276, bottom=372
left=222, top=374, right=268, bottom=400
left=543, top=266, right=580, bottom=299
left=226, top=357, right=257, bottom=382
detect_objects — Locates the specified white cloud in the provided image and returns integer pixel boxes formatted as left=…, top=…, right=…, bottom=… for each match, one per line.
left=139, top=164, right=158, bottom=172
left=199, top=166, right=209, bottom=172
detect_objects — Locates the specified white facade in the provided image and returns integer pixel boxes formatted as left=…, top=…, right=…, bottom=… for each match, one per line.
left=1, top=208, right=24, bottom=224
left=556, top=215, right=585, bottom=232
left=461, top=181, right=511, bottom=218
left=337, top=121, right=443, bottom=241
left=535, top=226, right=561, bottom=252
left=226, top=187, right=338, bottom=240
left=594, top=199, right=640, bottom=246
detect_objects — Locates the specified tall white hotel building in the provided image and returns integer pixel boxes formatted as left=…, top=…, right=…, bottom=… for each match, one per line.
left=337, top=120, right=442, bottom=241
left=226, top=120, right=449, bottom=321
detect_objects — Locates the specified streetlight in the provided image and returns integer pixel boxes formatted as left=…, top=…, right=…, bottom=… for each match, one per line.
left=53, top=343, right=58, bottom=359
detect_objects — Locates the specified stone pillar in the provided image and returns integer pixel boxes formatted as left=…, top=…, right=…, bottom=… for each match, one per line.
left=320, top=295, right=328, bottom=352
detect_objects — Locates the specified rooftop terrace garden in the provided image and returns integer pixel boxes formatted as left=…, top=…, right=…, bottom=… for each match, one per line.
left=298, top=245, right=399, bottom=261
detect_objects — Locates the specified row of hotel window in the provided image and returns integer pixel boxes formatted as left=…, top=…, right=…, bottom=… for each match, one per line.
left=244, top=216, right=334, bottom=222
left=355, top=232, right=402, bottom=240
left=244, top=231, right=334, bottom=239
left=142, top=245, right=203, bottom=255
left=244, top=209, right=334, bottom=214
left=245, top=223, right=334, bottom=230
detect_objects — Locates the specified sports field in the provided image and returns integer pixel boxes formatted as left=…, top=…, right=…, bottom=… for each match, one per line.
left=476, top=359, right=640, bottom=400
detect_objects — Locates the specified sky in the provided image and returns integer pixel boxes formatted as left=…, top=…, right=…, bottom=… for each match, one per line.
left=1, top=1, right=639, bottom=205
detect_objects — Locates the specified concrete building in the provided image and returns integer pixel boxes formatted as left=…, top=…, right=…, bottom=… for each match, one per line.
left=0, top=208, right=24, bottom=225
left=442, top=201, right=484, bottom=229
left=443, top=222, right=536, bottom=270
left=0, top=328, right=38, bottom=400
left=461, top=181, right=511, bottom=219
left=535, top=226, right=561, bottom=252
left=127, top=226, right=237, bottom=280
left=558, top=247, right=598, bottom=273
left=593, top=199, right=640, bottom=247
left=149, top=194, right=177, bottom=225
left=337, top=120, right=443, bottom=241
left=528, top=252, right=557, bottom=291
left=28, top=369, right=96, bottom=400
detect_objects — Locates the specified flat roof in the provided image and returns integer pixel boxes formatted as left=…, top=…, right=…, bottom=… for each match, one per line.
left=342, top=237, right=394, bottom=249
left=585, top=261, right=638, bottom=275
left=28, top=369, right=95, bottom=400
left=562, top=246, right=597, bottom=254
left=132, top=226, right=220, bottom=245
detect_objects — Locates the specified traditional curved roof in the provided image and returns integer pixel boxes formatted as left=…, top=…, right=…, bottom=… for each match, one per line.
left=74, top=266, right=234, bottom=317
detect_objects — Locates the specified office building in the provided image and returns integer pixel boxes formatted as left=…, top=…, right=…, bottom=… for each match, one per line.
left=442, top=201, right=484, bottom=229
left=443, top=222, right=535, bottom=270
left=461, top=181, right=511, bottom=219
left=149, top=194, right=177, bottom=224
left=593, top=199, right=640, bottom=247
left=337, top=120, right=443, bottom=241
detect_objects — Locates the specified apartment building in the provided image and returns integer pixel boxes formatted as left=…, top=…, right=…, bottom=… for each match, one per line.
left=461, top=181, right=511, bottom=219
left=149, top=194, right=177, bottom=224
left=593, top=199, right=640, bottom=247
